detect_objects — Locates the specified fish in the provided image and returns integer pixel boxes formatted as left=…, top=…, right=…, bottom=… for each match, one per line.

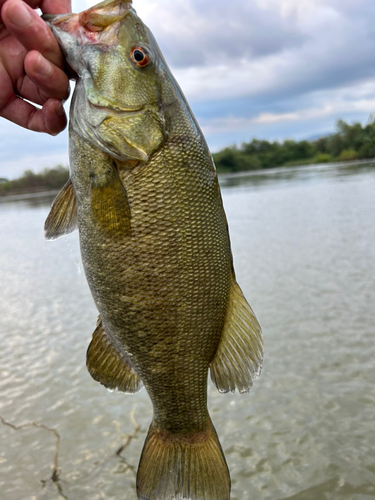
left=44, top=1, right=263, bottom=499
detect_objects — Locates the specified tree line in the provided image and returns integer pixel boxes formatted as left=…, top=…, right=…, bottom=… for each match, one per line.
left=1, top=119, right=374, bottom=196
left=212, top=119, right=375, bottom=172
left=0, top=165, right=69, bottom=196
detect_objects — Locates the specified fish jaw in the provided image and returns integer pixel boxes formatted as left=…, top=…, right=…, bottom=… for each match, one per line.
left=46, top=0, right=167, bottom=163
left=46, top=1, right=133, bottom=77
left=45, top=13, right=81, bottom=75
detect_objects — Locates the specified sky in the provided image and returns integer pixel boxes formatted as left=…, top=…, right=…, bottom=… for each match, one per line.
left=2, top=0, right=375, bottom=179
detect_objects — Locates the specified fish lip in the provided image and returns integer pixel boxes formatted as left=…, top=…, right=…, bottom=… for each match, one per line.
left=87, top=100, right=145, bottom=115
left=41, top=14, right=79, bottom=79
left=41, top=13, right=73, bottom=24
left=43, top=1, right=133, bottom=30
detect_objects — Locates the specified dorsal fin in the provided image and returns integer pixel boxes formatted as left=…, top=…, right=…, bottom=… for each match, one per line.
left=86, top=317, right=142, bottom=394
left=210, top=280, right=263, bottom=393
left=44, top=179, right=78, bottom=240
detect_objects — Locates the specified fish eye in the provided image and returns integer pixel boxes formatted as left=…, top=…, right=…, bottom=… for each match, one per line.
left=130, top=46, right=150, bottom=67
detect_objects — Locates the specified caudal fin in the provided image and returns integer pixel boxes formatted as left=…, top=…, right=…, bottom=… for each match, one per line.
left=136, top=419, right=230, bottom=500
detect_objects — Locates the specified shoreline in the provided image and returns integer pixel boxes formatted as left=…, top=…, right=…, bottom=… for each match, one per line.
left=0, top=189, right=60, bottom=203
left=217, top=157, right=375, bottom=179
left=1, top=158, right=374, bottom=202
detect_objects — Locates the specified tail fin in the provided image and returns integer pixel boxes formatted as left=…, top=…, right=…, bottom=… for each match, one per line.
left=136, top=419, right=230, bottom=500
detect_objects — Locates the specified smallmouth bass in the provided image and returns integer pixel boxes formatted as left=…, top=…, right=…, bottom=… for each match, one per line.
left=44, top=1, right=263, bottom=499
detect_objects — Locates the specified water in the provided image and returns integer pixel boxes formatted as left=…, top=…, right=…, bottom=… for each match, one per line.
left=0, top=162, right=374, bottom=500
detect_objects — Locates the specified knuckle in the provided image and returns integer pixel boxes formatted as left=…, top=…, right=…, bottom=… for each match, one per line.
left=38, top=33, right=56, bottom=54
left=0, top=89, right=14, bottom=115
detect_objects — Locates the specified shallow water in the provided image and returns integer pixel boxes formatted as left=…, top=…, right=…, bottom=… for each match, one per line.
left=0, top=161, right=374, bottom=500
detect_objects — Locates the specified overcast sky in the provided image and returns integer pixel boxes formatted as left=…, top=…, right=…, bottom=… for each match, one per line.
left=2, top=0, right=375, bottom=179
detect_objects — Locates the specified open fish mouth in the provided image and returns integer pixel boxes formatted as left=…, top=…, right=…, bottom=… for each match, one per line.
left=43, top=0, right=133, bottom=74
left=43, top=0, right=132, bottom=31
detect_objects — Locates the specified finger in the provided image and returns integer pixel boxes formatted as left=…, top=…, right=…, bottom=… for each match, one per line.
left=1, top=93, right=67, bottom=134
left=43, top=98, right=67, bottom=135
left=2, top=0, right=64, bottom=68
left=24, top=50, right=70, bottom=101
left=38, top=0, right=71, bottom=15
left=15, top=73, right=45, bottom=106
left=0, top=0, right=71, bottom=15
left=15, top=69, right=69, bottom=108
left=0, top=62, right=14, bottom=112
left=18, top=0, right=71, bottom=14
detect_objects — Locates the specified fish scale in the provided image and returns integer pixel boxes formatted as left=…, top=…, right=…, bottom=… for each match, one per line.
left=44, top=1, right=263, bottom=499
left=113, top=146, right=231, bottom=431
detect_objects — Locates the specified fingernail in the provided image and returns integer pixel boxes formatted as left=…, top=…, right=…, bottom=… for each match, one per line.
left=56, top=103, right=65, bottom=117
left=9, top=0, right=33, bottom=28
left=35, top=53, right=52, bottom=76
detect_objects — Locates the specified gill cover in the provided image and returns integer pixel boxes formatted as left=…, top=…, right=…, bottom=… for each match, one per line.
left=47, top=0, right=166, bottom=162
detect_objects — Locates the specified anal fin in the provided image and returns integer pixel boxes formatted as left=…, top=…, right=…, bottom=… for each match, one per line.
left=210, top=280, right=263, bottom=394
left=44, top=178, right=77, bottom=240
left=86, top=317, right=142, bottom=393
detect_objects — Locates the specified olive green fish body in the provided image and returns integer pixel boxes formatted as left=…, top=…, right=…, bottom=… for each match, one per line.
left=45, top=2, right=263, bottom=499
left=72, top=123, right=232, bottom=433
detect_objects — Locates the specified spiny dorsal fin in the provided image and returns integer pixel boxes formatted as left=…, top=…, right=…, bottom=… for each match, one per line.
left=44, top=178, right=77, bottom=240
left=86, top=317, right=142, bottom=393
left=210, top=280, right=263, bottom=394
left=90, top=166, right=131, bottom=237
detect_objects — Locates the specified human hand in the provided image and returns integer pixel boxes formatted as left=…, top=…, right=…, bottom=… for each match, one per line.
left=0, top=0, right=71, bottom=135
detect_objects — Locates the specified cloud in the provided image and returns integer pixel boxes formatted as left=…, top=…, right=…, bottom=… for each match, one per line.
left=202, top=92, right=375, bottom=136
left=56, top=1, right=375, bottom=107
left=0, top=119, right=69, bottom=179
left=135, top=0, right=307, bottom=68
left=163, top=1, right=375, bottom=105
left=0, top=151, right=69, bottom=180
left=1, top=0, right=375, bottom=178
left=195, top=78, right=375, bottom=150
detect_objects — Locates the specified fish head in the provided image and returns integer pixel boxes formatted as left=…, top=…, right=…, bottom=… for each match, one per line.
left=47, top=0, right=167, bottom=163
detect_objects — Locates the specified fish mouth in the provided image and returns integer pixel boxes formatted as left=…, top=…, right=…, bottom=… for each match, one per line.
left=43, top=0, right=132, bottom=35
left=42, top=12, right=79, bottom=33
left=88, top=99, right=144, bottom=115
left=43, top=1, right=134, bottom=77
left=42, top=13, right=72, bottom=23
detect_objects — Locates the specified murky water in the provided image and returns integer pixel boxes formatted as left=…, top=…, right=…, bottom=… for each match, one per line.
left=0, top=162, right=374, bottom=500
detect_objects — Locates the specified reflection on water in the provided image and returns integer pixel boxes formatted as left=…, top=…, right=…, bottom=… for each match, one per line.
left=0, top=161, right=375, bottom=500
left=0, top=192, right=58, bottom=208
left=219, top=159, right=375, bottom=190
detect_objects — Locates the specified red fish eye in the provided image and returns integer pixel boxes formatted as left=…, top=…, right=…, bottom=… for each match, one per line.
left=130, top=47, right=150, bottom=67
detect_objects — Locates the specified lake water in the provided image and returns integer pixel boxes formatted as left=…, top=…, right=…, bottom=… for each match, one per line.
left=0, top=161, right=374, bottom=500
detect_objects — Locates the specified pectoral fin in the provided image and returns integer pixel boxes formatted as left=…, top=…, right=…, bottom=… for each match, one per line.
left=90, top=165, right=131, bottom=237
left=44, top=179, right=77, bottom=240
left=210, top=281, right=263, bottom=394
left=87, top=317, right=143, bottom=393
